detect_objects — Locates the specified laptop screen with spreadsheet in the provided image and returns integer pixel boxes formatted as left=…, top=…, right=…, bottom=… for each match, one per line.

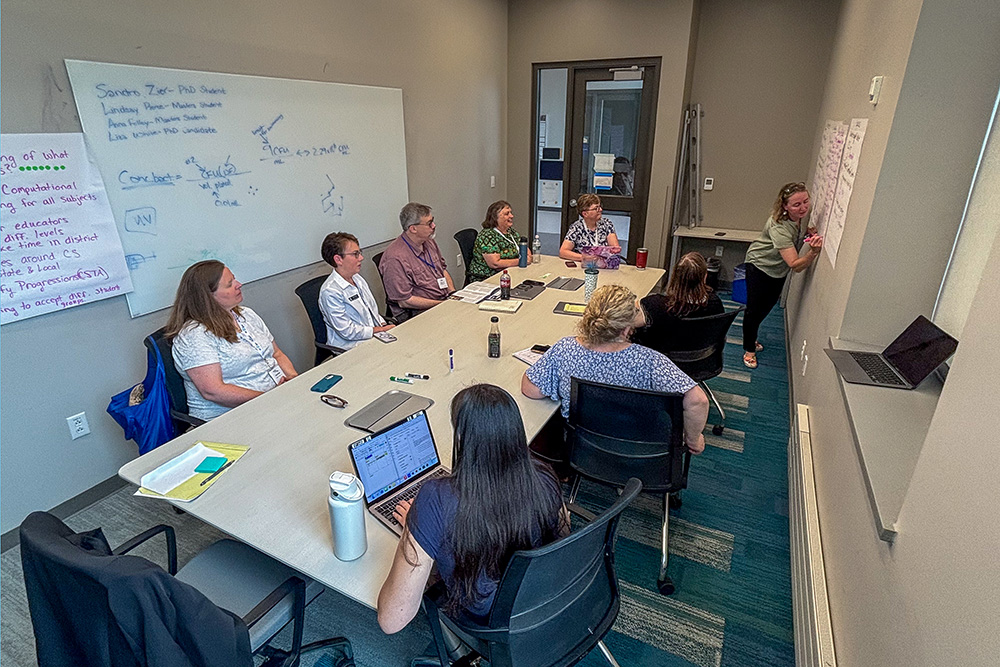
left=348, top=411, right=440, bottom=505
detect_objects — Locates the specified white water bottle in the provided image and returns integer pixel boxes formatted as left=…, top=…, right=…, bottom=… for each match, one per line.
left=328, top=471, right=367, bottom=561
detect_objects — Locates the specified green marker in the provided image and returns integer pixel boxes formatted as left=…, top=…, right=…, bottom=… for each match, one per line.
left=389, top=376, right=413, bottom=385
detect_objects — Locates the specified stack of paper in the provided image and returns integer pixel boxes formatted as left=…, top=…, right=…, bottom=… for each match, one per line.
left=137, top=442, right=248, bottom=502
left=479, top=300, right=522, bottom=313
left=449, top=282, right=499, bottom=303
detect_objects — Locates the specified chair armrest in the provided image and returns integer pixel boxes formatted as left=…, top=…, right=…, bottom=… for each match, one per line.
left=244, top=575, right=307, bottom=660
left=114, top=524, right=178, bottom=574
left=316, top=342, right=347, bottom=357
left=566, top=503, right=596, bottom=522
left=170, top=409, right=206, bottom=429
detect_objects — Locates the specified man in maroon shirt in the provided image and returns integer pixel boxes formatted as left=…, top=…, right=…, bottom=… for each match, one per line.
left=378, top=202, right=456, bottom=321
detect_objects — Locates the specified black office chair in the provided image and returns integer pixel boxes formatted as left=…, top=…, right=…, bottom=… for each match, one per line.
left=638, top=307, right=743, bottom=436
left=372, top=251, right=417, bottom=323
left=415, top=478, right=642, bottom=667
left=566, top=378, right=690, bottom=595
left=19, top=511, right=353, bottom=667
left=453, top=228, right=478, bottom=287
left=145, top=327, right=206, bottom=432
left=294, top=275, right=348, bottom=366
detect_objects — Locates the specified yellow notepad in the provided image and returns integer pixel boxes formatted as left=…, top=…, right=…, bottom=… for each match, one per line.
left=136, top=442, right=249, bottom=502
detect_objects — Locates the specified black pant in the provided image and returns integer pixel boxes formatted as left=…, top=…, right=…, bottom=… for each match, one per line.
left=742, top=263, right=786, bottom=353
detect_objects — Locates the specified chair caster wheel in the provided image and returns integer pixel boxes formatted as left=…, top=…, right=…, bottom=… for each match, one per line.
left=712, top=425, right=724, bottom=436
left=668, top=493, right=682, bottom=510
left=657, top=576, right=675, bottom=595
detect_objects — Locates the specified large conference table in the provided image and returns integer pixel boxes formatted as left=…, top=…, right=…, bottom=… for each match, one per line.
left=119, top=257, right=664, bottom=609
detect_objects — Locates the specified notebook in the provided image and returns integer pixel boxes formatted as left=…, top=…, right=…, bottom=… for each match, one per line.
left=824, top=315, right=958, bottom=389
left=347, top=410, right=450, bottom=535
left=479, top=299, right=522, bottom=313
left=547, top=276, right=584, bottom=290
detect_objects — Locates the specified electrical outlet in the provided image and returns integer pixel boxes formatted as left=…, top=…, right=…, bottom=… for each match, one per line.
left=715, top=246, right=724, bottom=257
left=800, top=339, right=807, bottom=361
left=67, top=412, right=90, bottom=440
left=456, top=253, right=463, bottom=267
left=490, top=175, right=496, bottom=188
left=801, top=355, right=809, bottom=377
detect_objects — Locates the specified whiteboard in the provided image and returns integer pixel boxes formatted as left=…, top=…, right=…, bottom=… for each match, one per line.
left=65, top=60, right=408, bottom=316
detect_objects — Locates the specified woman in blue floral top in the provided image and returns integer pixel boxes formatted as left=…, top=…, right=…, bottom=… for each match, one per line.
left=467, top=201, right=531, bottom=283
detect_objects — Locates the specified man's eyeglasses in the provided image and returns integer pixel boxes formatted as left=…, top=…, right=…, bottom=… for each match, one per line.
left=339, top=250, right=363, bottom=259
left=412, top=219, right=436, bottom=228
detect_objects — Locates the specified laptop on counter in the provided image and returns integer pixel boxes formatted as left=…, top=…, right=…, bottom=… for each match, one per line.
left=824, top=315, right=958, bottom=389
left=347, top=410, right=450, bottom=535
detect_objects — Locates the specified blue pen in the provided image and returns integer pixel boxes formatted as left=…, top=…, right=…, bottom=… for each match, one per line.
left=449, top=349, right=454, bottom=372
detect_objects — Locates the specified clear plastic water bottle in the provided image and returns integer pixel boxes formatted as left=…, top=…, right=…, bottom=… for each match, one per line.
left=488, top=317, right=501, bottom=358
left=500, top=270, right=511, bottom=299
left=532, top=235, right=541, bottom=263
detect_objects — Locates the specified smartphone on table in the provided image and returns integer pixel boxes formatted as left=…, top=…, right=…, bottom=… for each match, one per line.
left=310, top=374, right=343, bottom=392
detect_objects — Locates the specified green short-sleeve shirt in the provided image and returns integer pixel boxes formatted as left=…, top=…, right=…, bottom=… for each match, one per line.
left=744, top=216, right=801, bottom=278
left=468, top=227, right=522, bottom=282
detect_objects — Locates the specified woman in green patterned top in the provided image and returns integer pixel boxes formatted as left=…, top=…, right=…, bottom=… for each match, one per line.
left=467, top=200, right=532, bottom=283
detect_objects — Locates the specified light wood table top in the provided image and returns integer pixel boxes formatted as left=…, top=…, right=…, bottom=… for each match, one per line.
left=119, top=257, right=664, bottom=609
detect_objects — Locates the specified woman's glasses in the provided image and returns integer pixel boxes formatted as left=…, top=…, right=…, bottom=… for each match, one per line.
left=339, top=250, right=363, bottom=259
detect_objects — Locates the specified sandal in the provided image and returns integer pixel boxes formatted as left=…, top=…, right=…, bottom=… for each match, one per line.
left=755, top=342, right=764, bottom=352
left=743, top=352, right=758, bottom=369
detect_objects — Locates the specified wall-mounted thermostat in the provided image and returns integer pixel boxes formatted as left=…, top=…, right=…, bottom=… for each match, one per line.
left=869, top=75, right=883, bottom=105
left=704, top=177, right=714, bottom=191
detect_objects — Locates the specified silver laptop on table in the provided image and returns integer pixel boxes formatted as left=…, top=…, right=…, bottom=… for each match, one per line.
left=347, top=410, right=450, bottom=535
left=824, top=315, right=958, bottom=389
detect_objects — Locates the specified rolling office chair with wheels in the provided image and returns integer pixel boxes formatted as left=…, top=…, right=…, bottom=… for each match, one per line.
left=294, top=275, right=349, bottom=367
left=372, top=251, right=418, bottom=323
left=566, top=378, right=690, bottom=595
left=453, top=228, right=477, bottom=287
left=640, top=307, right=743, bottom=436
left=414, top=478, right=642, bottom=667
left=19, top=511, right=353, bottom=667
left=145, top=327, right=206, bottom=433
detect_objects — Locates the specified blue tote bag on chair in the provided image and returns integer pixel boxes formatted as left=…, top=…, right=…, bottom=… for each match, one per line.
left=107, top=339, right=176, bottom=454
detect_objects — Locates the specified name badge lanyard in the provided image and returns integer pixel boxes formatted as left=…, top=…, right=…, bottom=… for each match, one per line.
left=351, top=289, right=385, bottom=327
left=493, top=228, right=519, bottom=253
left=401, top=234, right=442, bottom=277
left=235, top=315, right=282, bottom=386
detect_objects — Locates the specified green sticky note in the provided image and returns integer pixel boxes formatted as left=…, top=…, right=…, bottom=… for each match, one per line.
left=195, top=456, right=228, bottom=473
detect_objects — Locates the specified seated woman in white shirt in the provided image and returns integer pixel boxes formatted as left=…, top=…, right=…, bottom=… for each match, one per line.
left=319, top=232, right=396, bottom=350
left=167, top=260, right=297, bottom=421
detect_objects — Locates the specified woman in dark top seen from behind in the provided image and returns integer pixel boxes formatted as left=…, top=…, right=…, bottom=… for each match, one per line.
left=377, top=384, right=566, bottom=636
left=633, top=251, right=725, bottom=349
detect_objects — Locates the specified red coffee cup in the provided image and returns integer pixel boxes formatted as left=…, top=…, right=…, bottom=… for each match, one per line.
left=636, top=248, right=648, bottom=269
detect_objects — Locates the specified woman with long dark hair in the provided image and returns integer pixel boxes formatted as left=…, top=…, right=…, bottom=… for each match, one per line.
left=741, top=182, right=823, bottom=368
left=377, top=384, right=566, bottom=633
left=633, top=252, right=725, bottom=351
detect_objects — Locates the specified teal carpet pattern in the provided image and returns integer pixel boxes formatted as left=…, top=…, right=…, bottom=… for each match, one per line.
left=573, top=296, right=794, bottom=667
left=0, top=298, right=793, bottom=667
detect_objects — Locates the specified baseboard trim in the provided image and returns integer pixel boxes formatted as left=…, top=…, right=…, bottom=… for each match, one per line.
left=1, top=475, right=129, bottom=553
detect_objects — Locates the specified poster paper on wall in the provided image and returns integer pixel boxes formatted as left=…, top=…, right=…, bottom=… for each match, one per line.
left=0, top=133, right=133, bottom=325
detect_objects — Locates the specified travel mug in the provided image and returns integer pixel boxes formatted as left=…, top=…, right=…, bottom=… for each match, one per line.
left=518, top=238, right=528, bottom=268
left=328, top=471, right=367, bottom=561
left=584, top=268, right=599, bottom=302
left=636, top=248, right=648, bottom=270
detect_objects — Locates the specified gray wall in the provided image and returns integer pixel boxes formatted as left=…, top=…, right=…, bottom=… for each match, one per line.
left=784, top=0, right=1000, bottom=663
left=0, top=0, right=508, bottom=534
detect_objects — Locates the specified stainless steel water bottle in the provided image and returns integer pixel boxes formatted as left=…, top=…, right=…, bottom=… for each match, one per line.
left=328, top=471, right=367, bottom=561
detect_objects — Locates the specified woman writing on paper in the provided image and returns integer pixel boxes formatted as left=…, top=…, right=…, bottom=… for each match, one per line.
left=558, top=193, right=621, bottom=262
left=166, top=260, right=297, bottom=421
left=741, top=182, right=823, bottom=369
left=467, top=201, right=531, bottom=283
left=521, top=284, right=709, bottom=465
left=378, top=384, right=566, bottom=636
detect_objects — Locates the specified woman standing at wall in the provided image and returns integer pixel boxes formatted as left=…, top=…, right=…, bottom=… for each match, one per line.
left=741, top=182, right=823, bottom=369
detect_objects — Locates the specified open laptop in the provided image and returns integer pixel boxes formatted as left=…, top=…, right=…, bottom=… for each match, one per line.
left=347, top=410, right=450, bottom=535
left=824, top=315, right=958, bottom=389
